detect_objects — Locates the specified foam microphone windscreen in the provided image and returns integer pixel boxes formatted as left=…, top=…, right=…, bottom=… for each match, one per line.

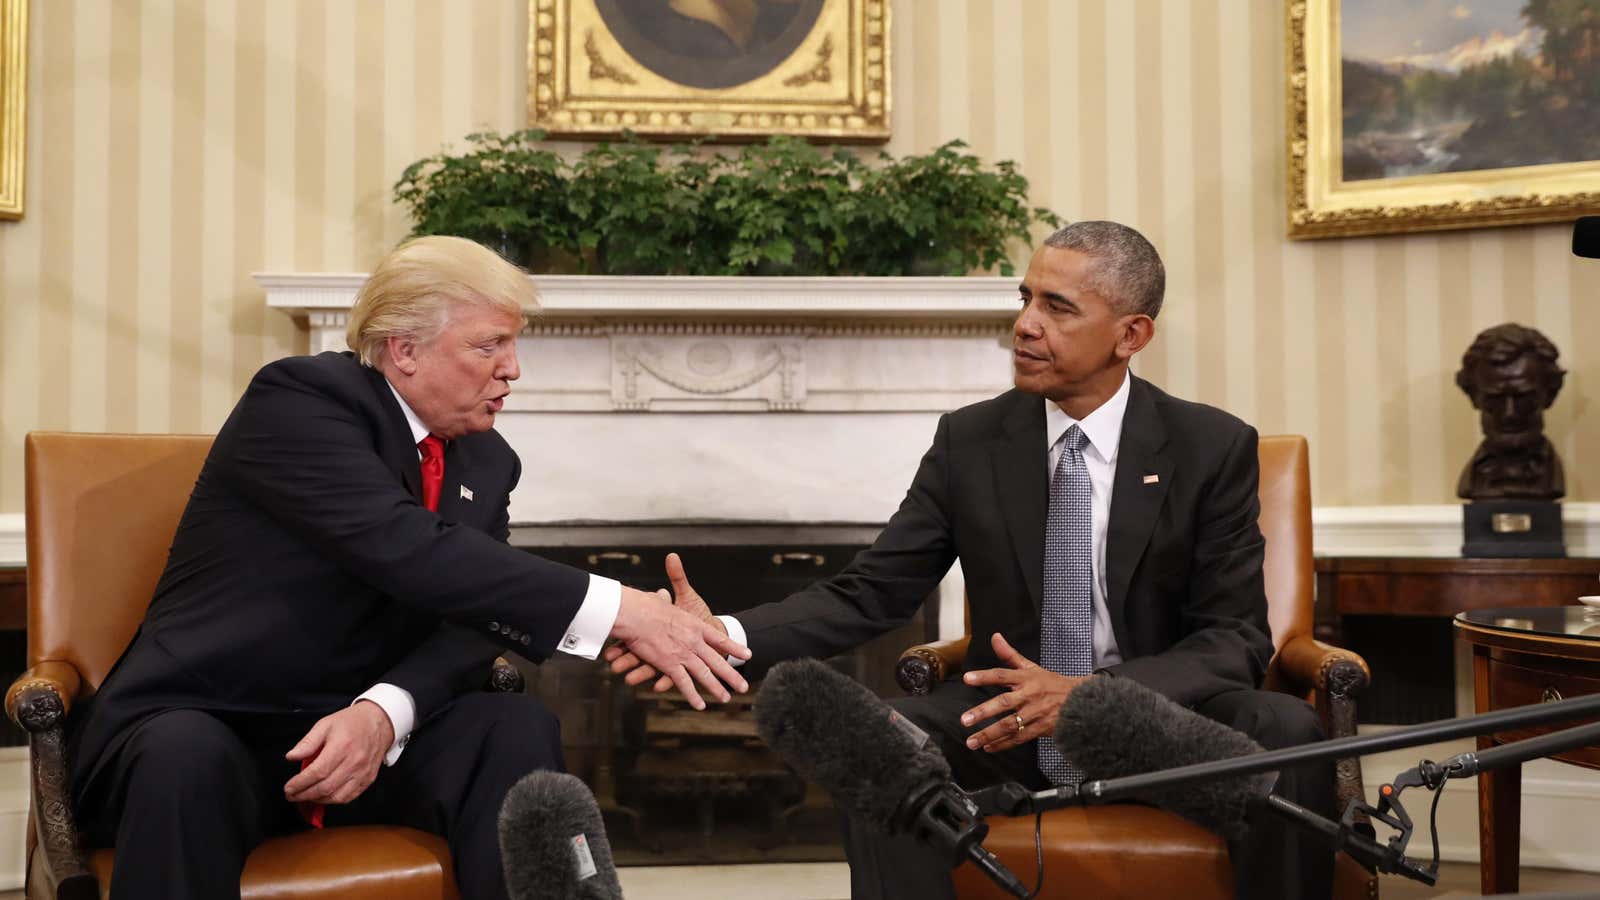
left=499, top=770, right=623, bottom=900
left=1573, top=216, right=1600, bottom=258
left=754, top=658, right=951, bottom=831
left=1054, top=676, right=1273, bottom=840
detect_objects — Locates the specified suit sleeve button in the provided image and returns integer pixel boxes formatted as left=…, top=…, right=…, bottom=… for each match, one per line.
left=488, top=621, right=500, bottom=632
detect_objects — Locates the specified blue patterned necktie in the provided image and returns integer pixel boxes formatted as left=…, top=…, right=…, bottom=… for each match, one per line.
left=1037, top=424, right=1094, bottom=786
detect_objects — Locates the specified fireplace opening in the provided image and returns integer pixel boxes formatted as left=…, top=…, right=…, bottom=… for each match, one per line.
left=514, top=523, right=939, bottom=864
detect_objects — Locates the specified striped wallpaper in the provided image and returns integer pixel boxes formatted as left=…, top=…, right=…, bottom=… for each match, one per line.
left=0, top=0, right=1595, bottom=512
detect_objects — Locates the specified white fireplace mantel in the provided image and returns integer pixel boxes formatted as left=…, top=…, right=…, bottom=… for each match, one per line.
left=257, top=273, right=1020, bottom=417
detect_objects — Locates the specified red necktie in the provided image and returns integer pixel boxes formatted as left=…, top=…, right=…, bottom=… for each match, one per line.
left=418, top=435, right=445, bottom=512
left=298, top=435, right=447, bottom=830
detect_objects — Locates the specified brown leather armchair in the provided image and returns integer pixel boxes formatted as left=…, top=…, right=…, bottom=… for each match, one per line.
left=895, top=435, right=1378, bottom=900
left=7, top=432, right=525, bottom=900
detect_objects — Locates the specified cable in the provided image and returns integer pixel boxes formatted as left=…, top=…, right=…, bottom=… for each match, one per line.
left=1024, top=809, right=1044, bottom=900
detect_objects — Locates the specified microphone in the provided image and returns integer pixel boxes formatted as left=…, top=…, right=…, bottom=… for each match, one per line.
left=498, top=770, right=623, bottom=900
left=1574, top=215, right=1600, bottom=258
left=754, top=658, right=1030, bottom=898
left=1053, top=675, right=1274, bottom=840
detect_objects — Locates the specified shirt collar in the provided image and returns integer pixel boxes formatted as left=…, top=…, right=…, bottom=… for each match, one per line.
left=384, top=379, right=431, bottom=446
left=1044, top=369, right=1132, bottom=464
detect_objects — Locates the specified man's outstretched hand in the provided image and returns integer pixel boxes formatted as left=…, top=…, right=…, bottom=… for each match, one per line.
left=609, top=553, right=748, bottom=709
left=604, top=552, right=732, bottom=695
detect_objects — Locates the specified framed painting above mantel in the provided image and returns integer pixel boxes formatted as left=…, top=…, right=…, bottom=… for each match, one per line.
left=1288, top=0, right=1600, bottom=239
left=0, top=0, right=26, bottom=221
left=528, top=0, right=890, bottom=142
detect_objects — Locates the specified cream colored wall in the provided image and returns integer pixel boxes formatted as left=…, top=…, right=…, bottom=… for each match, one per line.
left=0, top=0, right=1595, bottom=512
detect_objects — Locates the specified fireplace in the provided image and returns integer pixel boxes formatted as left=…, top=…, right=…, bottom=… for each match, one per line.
left=514, top=523, right=931, bottom=862
left=261, top=273, right=1017, bottom=860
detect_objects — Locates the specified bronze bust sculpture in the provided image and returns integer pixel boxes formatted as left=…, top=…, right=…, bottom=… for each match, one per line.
left=1455, top=323, right=1566, bottom=501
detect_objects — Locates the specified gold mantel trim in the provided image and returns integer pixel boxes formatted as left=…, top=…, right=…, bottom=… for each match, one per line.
left=528, top=0, right=890, bottom=142
left=1286, top=0, right=1600, bottom=239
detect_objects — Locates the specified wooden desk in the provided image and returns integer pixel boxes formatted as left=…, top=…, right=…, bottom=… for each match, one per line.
left=1455, top=608, right=1600, bottom=896
left=1315, top=557, right=1600, bottom=643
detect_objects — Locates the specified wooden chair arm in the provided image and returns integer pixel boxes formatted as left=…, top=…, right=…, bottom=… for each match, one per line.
left=895, top=637, right=972, bottom=695
left=1275, top=634, right=1371, bottom=714
left=6, top=662, right=94, bottom=899
left=7, top=660, right=83, bottom=732
left=488, top=657, right=524, bottom=694
left=1275, top=634, right=1371, bottom=823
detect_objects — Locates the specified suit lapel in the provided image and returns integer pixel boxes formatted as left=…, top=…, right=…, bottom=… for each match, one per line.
left=362, top=364, right=425, bottom=504
left=435, top=439, right=474, bottom=523
left=991, top=393, right=1049, bottom=612
left=1105, top=377, right=1171, bottom=652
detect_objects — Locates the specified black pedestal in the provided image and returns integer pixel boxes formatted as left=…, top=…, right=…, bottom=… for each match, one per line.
left=1462, top=500, right=1566, bottom=558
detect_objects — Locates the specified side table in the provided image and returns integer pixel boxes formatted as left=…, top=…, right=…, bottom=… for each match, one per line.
left=1454, top=607, right=1600, bottom=895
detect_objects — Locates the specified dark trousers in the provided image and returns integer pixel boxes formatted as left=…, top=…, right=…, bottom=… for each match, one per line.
left=843, top=681, right=1335, bottom=900
left=75, top=692, right=564, bottom=900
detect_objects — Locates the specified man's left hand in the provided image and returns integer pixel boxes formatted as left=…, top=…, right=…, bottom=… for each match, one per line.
left=284, top=700, right=395, bottom=805
left=959, top=633, right=1087, bottom=754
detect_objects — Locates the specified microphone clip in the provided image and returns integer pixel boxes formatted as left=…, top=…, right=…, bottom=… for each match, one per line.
left=1337, top=764, right=1441, bottom=885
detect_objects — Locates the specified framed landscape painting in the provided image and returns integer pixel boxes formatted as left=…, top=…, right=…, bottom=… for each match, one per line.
left=528, top=0, right=890, bottom=142
left=0, top=0, right=25, bottom=221
left=1288, top=0, right=1600, bottom=238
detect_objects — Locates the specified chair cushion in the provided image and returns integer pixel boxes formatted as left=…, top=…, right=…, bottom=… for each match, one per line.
left=953, top=805, right=1233, bottom=900
left=88, top=826, right=458, bottom=900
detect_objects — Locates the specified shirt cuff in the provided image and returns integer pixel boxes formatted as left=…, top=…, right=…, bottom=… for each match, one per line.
left=354, top=683, right=416, bottom=767
left=718, top=615, right=749, bottom=667
left=557, top=574, right=622, bottom=659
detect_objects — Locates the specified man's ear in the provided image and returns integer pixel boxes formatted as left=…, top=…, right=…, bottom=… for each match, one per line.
left=1116, top=314, right=1155, bottom=359
left=386, top=335, right=420, bottom=376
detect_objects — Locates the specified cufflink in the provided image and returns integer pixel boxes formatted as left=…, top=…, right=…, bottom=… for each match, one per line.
left=562, top=634, right=579, bottom=649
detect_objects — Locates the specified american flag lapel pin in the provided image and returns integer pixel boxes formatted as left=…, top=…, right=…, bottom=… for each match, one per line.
left=460, top=485, right=474, bottom=501
left=1143, top=474, right=1160, bottom=485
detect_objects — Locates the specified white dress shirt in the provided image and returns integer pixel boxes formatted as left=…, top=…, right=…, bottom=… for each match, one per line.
left=720, top=371, right=1132, bottom=671
left=360, top=382, right=621, bottom=764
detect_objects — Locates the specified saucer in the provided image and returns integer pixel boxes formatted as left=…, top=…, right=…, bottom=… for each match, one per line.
left=1579, top=596, right=1600, bottom=609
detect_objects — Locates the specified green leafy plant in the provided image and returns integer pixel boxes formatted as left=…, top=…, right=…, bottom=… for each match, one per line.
left=392, top=129, right=568, bottom=268
left=850, top=141, right=1063, bottom=276
left=394, top=133, right=1060, bottom=276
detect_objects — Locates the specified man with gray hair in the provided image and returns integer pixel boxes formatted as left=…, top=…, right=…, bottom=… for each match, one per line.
left=614, top=221, right=1333, bottom=900
left=69, top=236, right=750, bottom=900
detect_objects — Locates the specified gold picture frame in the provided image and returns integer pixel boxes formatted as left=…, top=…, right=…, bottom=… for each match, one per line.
left=528, top=0, right=889, bottom=142
left=0, top=0, right=26, bottom=220
left=1287, top=0, right=1600, bottom=239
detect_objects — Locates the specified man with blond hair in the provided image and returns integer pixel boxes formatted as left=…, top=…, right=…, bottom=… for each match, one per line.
left=68, top=236, right=749, bottom=900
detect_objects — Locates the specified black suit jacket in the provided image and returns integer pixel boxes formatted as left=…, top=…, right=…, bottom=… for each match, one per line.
left=70, top=352, right=591, bottom=795
left=736, top=376, right=1274, bottom=707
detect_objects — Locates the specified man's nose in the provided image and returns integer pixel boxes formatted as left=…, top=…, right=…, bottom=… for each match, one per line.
left=1014, top=304, right=1041, bottom=338
left=498, top=347, right=521, bottom=382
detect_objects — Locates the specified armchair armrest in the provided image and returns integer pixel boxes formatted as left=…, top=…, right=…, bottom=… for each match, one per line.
left=1275, top=634, right=1371, bottom=822
left=895, top=637, right=971, bottom=695
left=488, top=657, right=524, bottom=694
left=6, top=660, right=83, bottom=731
left=6, top=661, right=95, bottom=900
left=1275, top=634, right=1370, bottom=715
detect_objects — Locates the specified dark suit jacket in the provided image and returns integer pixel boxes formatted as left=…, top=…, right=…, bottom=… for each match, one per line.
left=70, top=351, right=591, bottom=797
left=736, top=376, right=1274, bottom=707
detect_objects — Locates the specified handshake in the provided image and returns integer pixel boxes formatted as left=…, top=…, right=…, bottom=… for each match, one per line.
left=604, top=553, right=747, bottom=710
